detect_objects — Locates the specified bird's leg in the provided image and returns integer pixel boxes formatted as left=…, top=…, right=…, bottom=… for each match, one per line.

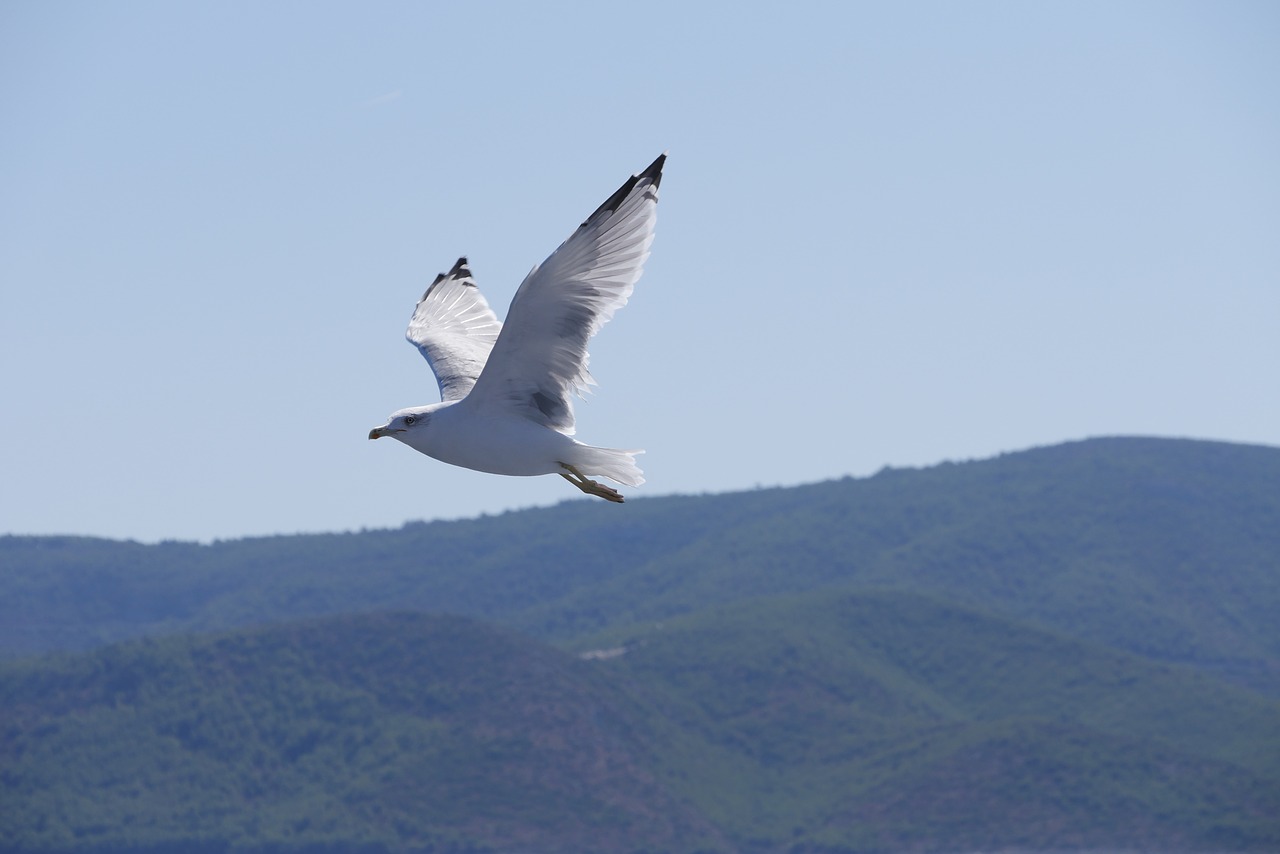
left=559, top=463, right=625, bottom=503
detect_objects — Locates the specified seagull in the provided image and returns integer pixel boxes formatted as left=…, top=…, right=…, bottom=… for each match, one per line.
left=369, top=153, right=665, bottom=503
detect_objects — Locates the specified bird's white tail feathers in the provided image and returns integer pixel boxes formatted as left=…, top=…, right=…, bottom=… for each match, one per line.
left=572, top=445, right=645, bottom=487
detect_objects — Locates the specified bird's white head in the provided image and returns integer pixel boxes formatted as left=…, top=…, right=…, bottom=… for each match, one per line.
left=368, top=406, right=436, bottom=443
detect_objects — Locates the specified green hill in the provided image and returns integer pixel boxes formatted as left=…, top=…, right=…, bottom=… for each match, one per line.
left=3, top=437, right=1278, bottom=693
left=586, top=589, right=1280, bottom=850
left=3, top=436, right=1279, bottom=850
left=3, top=599, right=1278, bottom=853
left=0, top=612, right=725, bottom=853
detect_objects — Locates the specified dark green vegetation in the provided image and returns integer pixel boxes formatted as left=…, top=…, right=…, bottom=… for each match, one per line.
left=2, top=437, right=1279, bottom=852
left=2, top=614, right=725, bottom=853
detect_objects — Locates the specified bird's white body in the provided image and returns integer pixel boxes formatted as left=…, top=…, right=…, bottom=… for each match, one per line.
left=392, top=400, right=642, bottom=485
left=369, top=154, right=664, bottom=502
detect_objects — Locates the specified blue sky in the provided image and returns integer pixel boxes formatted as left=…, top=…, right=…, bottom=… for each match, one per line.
left=2, top=1, right=1277, bottom=542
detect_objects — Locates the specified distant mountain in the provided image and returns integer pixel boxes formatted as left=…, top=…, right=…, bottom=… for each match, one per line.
left=0, top=613, right=727, bottom=854
left=3, top=437, right=1278, bottom=691
left=589, top=589, right=1280, bottom=850
left=4, top=434, right=1280, bottom=853
left=3, top=600, right=1277, bottom=853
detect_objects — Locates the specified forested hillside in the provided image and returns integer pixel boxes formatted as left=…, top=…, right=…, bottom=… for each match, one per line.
left=1, top=614, right=725, bottom=853
left=2, top=437, right=1278, bottom=852
left=3, top=437, right=1277, bottom=688
left=4, top=602, right=1277, bottom=853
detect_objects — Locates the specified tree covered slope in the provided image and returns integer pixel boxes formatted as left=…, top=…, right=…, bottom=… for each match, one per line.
left=0, top=613, right=725, bottom=853
left=2, top=436, right=1278, bottom=851
left=3, top=437, right=1277, bottom=687
left=2, top=598, right=1277, bottom=853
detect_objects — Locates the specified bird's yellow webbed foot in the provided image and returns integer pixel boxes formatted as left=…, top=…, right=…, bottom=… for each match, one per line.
left=559, top=464, right=624, bottom=503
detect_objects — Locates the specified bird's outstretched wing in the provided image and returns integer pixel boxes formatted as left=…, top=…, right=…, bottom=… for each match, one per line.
left=465, top=153, right=665, bottom=434
left=405, top=258, right=503, bottom=403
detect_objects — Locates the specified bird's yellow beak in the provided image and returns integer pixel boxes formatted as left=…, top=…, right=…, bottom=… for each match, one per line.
left=368, top=427, right=387, bottom=440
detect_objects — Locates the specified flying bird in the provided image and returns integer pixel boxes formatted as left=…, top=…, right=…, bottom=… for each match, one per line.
left=369, top=154, right=665, bottom=503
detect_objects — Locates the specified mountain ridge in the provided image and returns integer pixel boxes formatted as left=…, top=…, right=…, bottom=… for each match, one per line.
left=4, top=434, right=1280, bottom=853
left=3, top=599, right=1277, bottom=852
left=3, top=436, right=1277, bottom=693
left=0, top=611, right=728, bottom=853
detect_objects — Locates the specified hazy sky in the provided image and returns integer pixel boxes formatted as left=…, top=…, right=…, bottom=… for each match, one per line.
left=3, top=1, right=1277, bottom=542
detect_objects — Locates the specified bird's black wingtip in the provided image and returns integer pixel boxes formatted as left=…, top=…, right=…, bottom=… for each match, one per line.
left=589, top=153, right=668, bottom=221
left=640, top=152, right=667, bottom=189
left=425, top=257, right=475, bottom=295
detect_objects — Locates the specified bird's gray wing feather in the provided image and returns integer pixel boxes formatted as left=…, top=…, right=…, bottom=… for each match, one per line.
left=405, top=258, right=502, bottom=403
left=465, top=154, right=665, bottom=434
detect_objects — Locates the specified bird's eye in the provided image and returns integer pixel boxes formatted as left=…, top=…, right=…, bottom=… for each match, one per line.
left=403, top=415, right=416, bottom=425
